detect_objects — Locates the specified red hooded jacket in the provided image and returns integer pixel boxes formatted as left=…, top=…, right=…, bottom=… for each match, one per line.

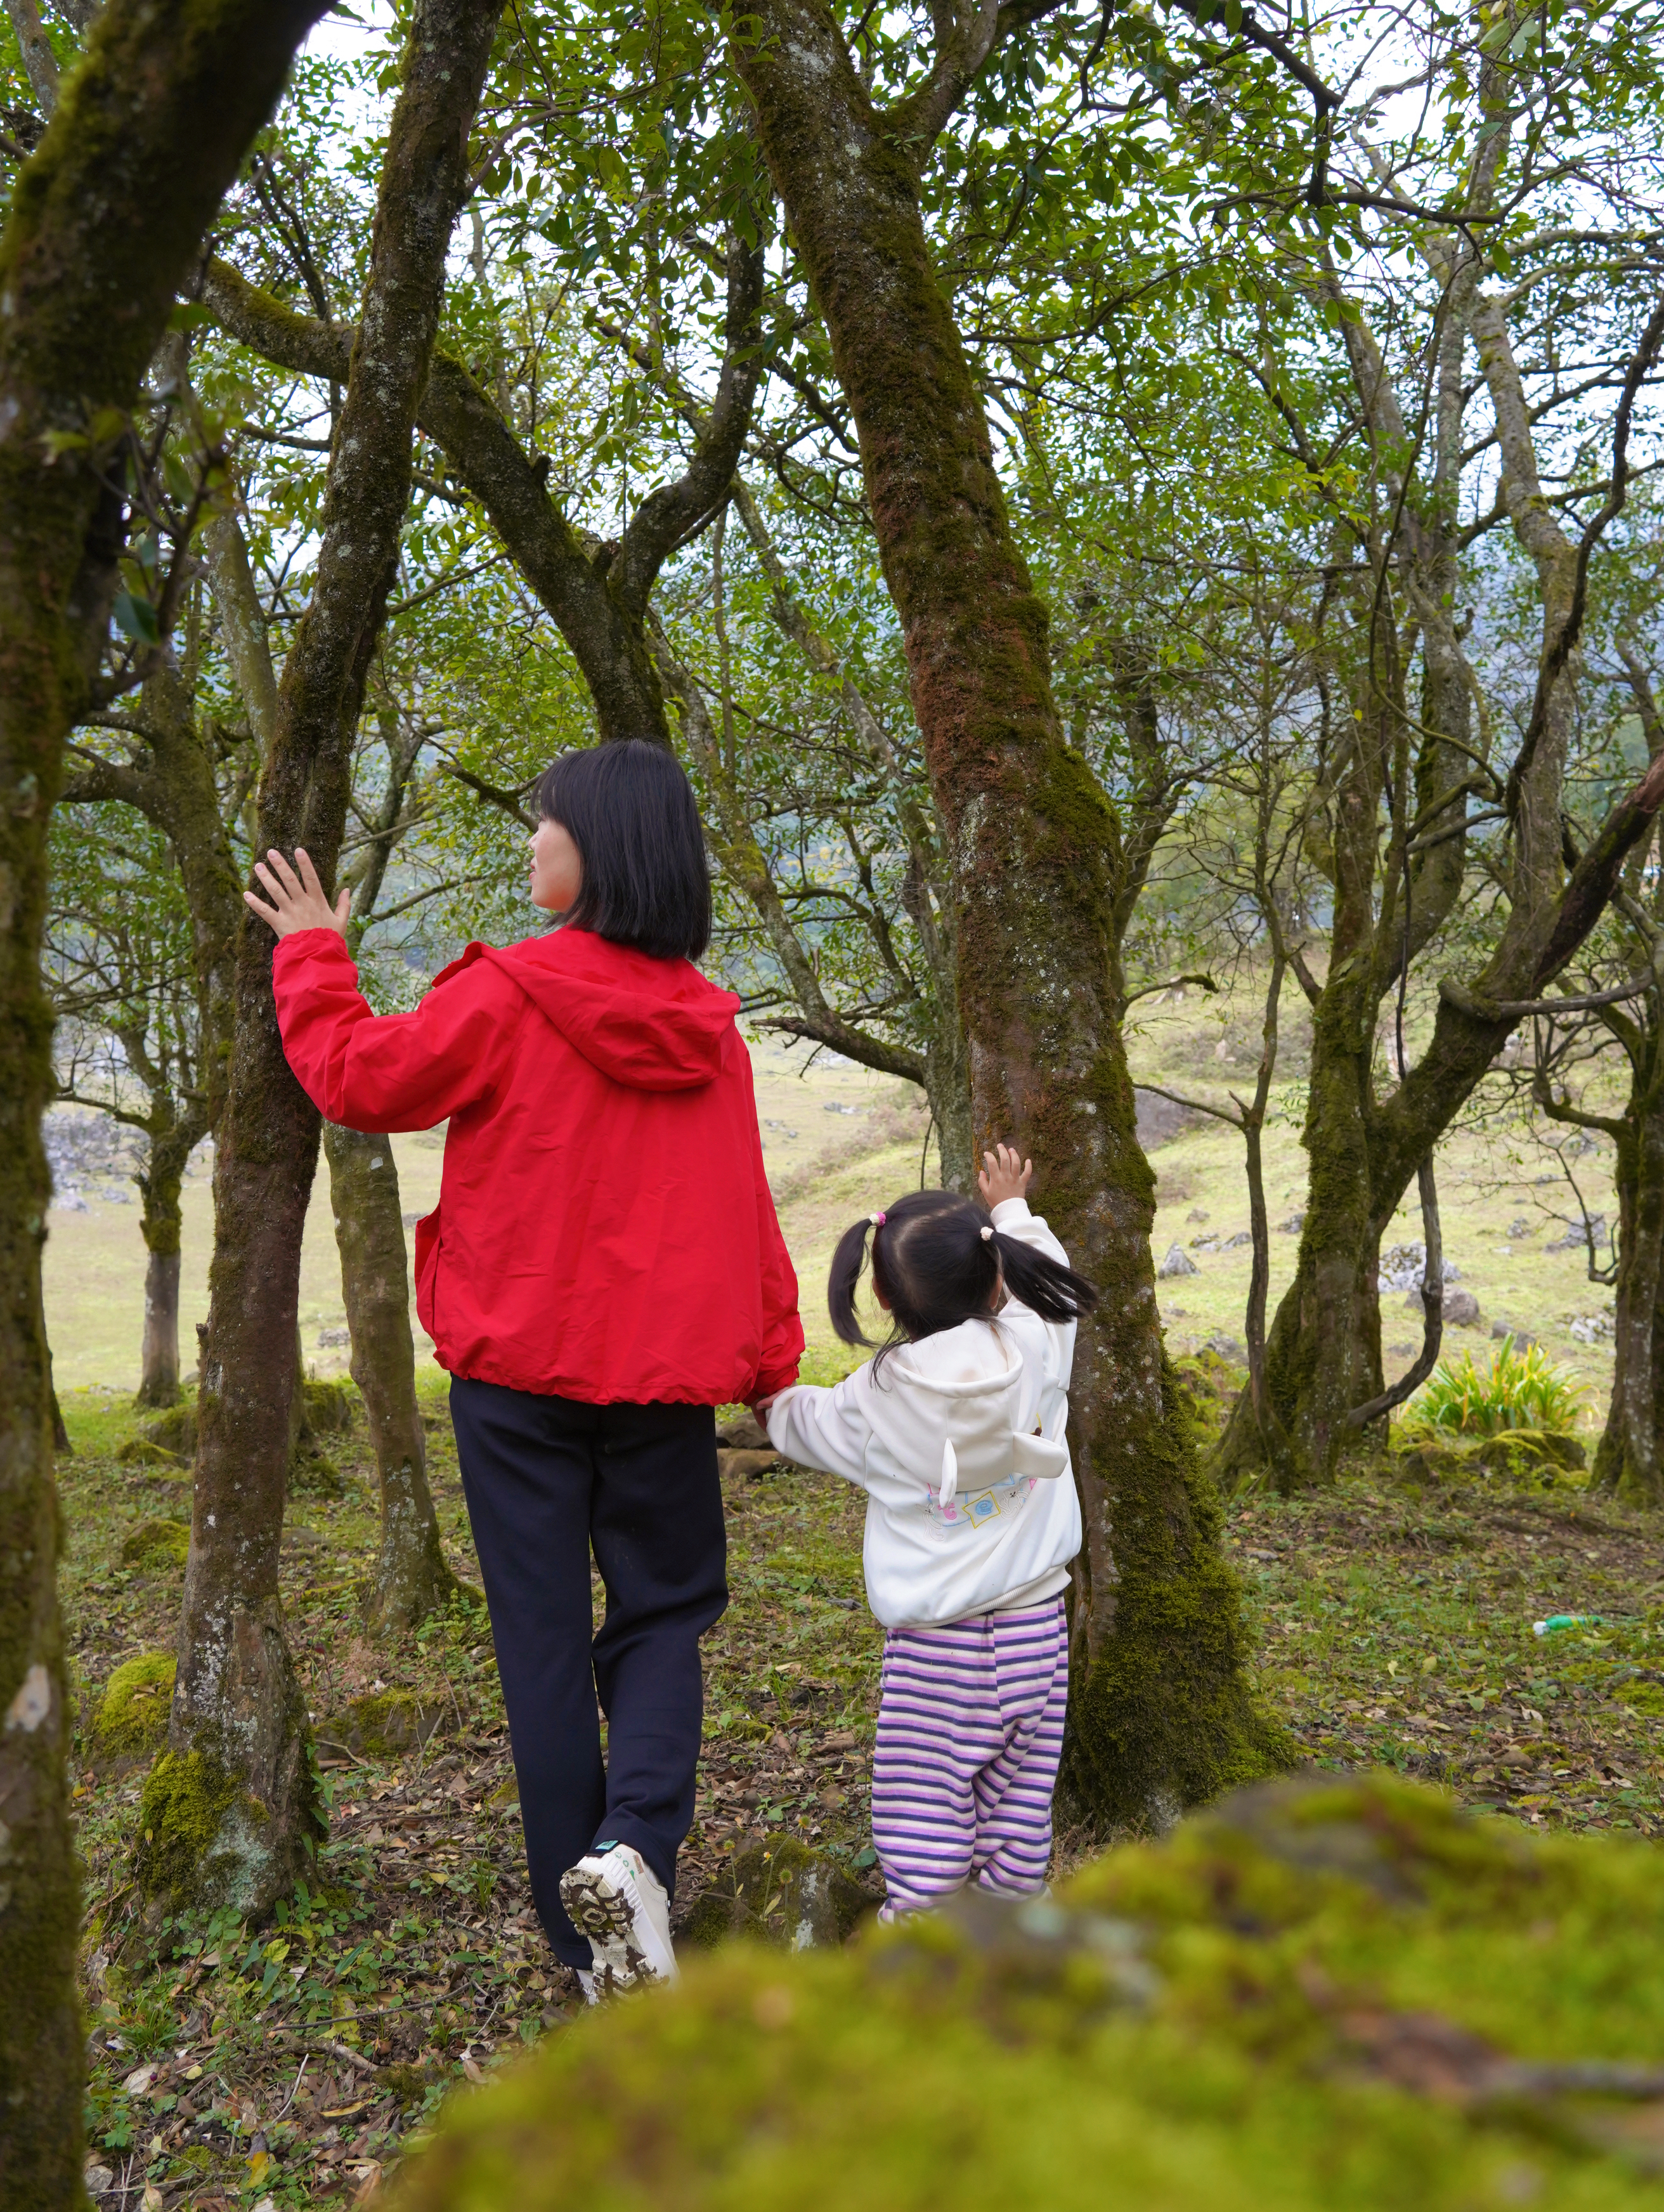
left=271, top=925, right=803, bottom=1405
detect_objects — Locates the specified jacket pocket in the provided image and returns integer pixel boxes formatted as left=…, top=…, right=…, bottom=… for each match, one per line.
left=413, top=1207, right=441, bottom=1343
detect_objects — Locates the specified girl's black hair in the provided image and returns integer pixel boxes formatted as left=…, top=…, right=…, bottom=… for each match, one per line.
left=829, top=1187, right=1098, bottom=1361
left=536, top=739, right=712, bottom=962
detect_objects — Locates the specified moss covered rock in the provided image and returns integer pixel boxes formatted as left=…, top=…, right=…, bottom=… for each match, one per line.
left=120, top=1518, right=191, bottom=1569
left=316, top=1691, right=443, bottom=1759
left=141, top=1402, right=197, bottom=1458
left=1395, top=1429, right=1587, bottom=1491
left=303, top=1377, right=357, bottom=1435
left=682, top=1842, right=876, bottom=1950
left=87, top=1652, right=175, bottom=1776
left=390, top=1774, right=1664, bottom=2211
left=115, top=1436, right=185, bottom=1469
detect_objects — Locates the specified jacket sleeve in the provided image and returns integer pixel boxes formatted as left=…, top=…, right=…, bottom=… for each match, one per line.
left=271, top=930, right=525, bottom=1131
left=736, top=1049, right=804, bottom=1398
left=766, top=1373, right=871, bottom=1487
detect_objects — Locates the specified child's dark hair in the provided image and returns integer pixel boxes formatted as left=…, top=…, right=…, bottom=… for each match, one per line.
left=829, top=1188, right=1098, bottom=1358
left=536, top=739, right=711, bottom=961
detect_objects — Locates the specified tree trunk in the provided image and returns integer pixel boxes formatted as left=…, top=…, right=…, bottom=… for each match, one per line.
left=1592, top=1064, right=1664, bottom=1505
left=153, top=0, right=504, bottom=1918
left=323, top=1123, right=457, bottom=1632
left=1215, top=966, right=1384, bottom=1486
left=139, top=1249, right=183, bottom=1410
left=734, top=0, right=1285, bottom=1831
left=135, top=1113, right=194, bottom=1409
left=0, top=0, right=326, bottom=2192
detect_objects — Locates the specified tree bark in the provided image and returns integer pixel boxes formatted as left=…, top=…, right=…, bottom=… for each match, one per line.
left=152, top=0, right=504, bottom=1920
left=732, top=0, right=1285, bottom=1830
left=136, top=1145, right=188, bottom=1409
left=323, top=1124, right=457, bottom=1632
left=0, top=0, right=326, bottom=2195
left=1593, top=1076, right=1664, bottom=1506
left=140, top=1248, right=183, bottom=1408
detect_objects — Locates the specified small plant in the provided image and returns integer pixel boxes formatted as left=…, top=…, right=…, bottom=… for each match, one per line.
left=1401, top=1336, right=1587, bottom=1439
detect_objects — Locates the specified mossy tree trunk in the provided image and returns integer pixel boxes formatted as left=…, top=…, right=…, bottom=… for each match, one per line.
left=1586, top=1071, right=1664, bottom=1504
left=134, top=1107, right=194, bottom=1409
left=155, top=0, right=505, bottom=1920
left=323, top=1124, right=457, bottom=1631
left=323, top=703, right=456, bottom=1631
left=732, top=0, right=1285, bottom=1830
left=0, top=0, right=328, bottom=2196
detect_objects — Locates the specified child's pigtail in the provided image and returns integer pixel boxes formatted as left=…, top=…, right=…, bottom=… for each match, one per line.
left=992, top=1233, right=1100, bottom=1324
left=828, top=1214, right=880, bottom=1346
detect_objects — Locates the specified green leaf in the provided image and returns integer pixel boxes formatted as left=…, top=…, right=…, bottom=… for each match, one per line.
left=112, top=592, right=160, bottom=646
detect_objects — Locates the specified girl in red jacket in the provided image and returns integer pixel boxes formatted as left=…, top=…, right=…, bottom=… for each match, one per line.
left=247, top=741, right=803, bottom=1998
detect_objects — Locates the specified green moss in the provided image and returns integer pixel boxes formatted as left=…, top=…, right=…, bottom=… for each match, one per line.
left=88, top=1651, right=175, bottom=1771
left=682, top=1842, right=876, bottom=1950
left=302, top=1377, right=357, bottom=1435
left=119, top=1518, right=190, bottom=1569
left=114, top=1436, right=184, bottom=1469
left=289, top=1448, right=344, bottom=1498
left=135, top=1750, right=270, bottom=1916
left=141, top=1402, right=197, bottom=1457
left=388, top=1774, right=1664, bottom=2211
left=316, top=1691, right=442, bottom=1759
left=1393, top=1429, right=1587, bottom=1493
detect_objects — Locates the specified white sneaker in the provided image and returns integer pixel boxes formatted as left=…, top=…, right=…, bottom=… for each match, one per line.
left=559, top=1842, right=679, bottom=1994
left=575, top=1968, right=600, bottom=2005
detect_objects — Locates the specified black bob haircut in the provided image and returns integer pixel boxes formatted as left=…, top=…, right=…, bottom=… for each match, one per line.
left=536, top=739, right=711, bottom=963
left=829, top=1187, right=1098, bottom=1365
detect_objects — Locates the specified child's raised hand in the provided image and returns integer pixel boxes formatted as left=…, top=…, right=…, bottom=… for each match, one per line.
left=978, top=1143, right=1032, bottom=1209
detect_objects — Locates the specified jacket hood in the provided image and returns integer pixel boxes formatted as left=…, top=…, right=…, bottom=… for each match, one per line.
left=440, top=928, right=740, bottom=1092
left=859, top=1320, right=1069, bottom=1496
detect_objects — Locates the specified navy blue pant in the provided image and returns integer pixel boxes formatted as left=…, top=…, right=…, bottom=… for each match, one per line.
left=449, top=1379, right=727, bottom=1968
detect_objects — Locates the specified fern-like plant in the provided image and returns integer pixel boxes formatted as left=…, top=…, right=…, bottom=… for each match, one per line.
left=1400, top=1336, right=1587, bottom=1439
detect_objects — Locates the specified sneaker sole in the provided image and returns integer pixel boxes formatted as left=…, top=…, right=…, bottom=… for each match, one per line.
left=560, top=1862, right=660, bottom=1993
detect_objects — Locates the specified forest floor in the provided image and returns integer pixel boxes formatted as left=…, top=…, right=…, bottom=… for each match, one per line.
left=66, top=1377, right=1664, bottom=2210
left=55, top=974, right=1662, bottom=2206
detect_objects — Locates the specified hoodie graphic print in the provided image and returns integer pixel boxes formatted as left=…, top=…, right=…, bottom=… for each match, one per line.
left=271, top=924, right=802, bottom=1405
left=765, top=1199, right=1081, bottom=1628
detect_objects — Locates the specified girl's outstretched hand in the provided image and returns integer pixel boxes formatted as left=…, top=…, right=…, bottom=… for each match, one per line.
left=245, top=847, right=351, bottom=940
left=978, top=1143, right=1033, bottom=1209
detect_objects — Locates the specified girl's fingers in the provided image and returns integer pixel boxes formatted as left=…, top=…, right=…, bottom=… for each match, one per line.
left=295, top=847, right=324, bottom=898
left=335, top=889, right=351, bottom=927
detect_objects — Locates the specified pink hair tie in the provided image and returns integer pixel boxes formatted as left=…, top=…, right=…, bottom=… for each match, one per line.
left=869, top=1211, right=887, bottom=1228
left=980, top=1226, right=993, bottom=1241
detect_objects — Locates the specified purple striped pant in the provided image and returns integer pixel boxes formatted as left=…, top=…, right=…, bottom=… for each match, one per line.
left=871, top=1597, right=1068, bottom=1918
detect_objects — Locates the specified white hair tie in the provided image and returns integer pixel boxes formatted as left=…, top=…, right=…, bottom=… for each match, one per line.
left=980, top=1226, right=994, bottom=1241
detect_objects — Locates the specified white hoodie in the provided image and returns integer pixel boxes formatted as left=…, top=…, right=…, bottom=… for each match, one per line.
left=765, top=1198, right=1081, bottom=1628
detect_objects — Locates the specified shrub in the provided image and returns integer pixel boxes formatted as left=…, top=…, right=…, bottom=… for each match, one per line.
left=1401, top=1337, right=1585, bottom=1440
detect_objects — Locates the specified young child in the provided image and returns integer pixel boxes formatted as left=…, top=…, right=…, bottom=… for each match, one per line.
left=762, top=1144, right=1097, bottom=1917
